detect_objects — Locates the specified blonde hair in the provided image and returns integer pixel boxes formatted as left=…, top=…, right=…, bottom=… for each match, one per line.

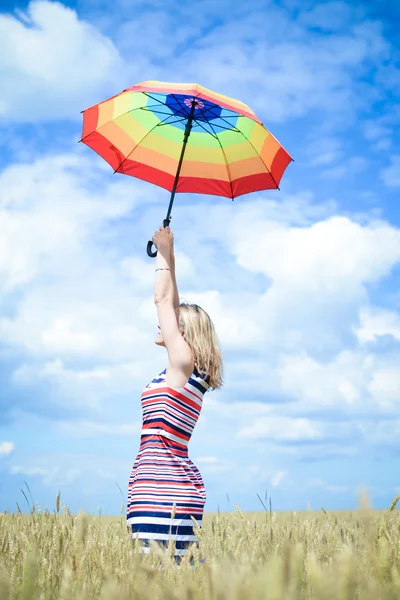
left=178, top=302, right=223, bottom=391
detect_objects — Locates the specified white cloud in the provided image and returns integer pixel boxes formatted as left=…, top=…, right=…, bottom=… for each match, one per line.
left=54, top=419, right=141, bottom=438
left=355, top=307, right=400, bottom=343
left=300, top=2, right=352, bottom=31
left=10, top=465, right=51, bottom=477
left=363, top=111, right=396, bottom=151
left=373, top=139, right=392, bottom=151
left=270, top=471, right=287, bottom=487
left=308, top=136, right=343, bottom=166
left=238, top=466, right=289, bottom=489
left=381, top=156, right=400, bottom=188
left=277, top=350, right=400, bottom=413
left=364, top=120, right=392, bottom=141
left=173, top=202, right=400, bottom=357
left=321, top=156, right=368, bottom=179
left=367, top=368, right=400, bottom=407
left=8, top=451, right=132, bottom=490
left=120, top=250, right=194, bottom=289
left=238, top=416, right=323, bottom=441
left=194, top=456, right=233, bottom=473
left=172, top=16, right=392, bottom=123
left=10, top=463, right=81, bottom=486
left=0, top=0, right=397, bottom=127
left=0, top=152, right=159, bottom=365
left=230, top=213, right=400, bottom=290
left=202, top=345, right=399, bottom=454
left=0, top=1, right=129, bottom=121
left=0, top=152, right=138, bottom=292
left=1, top=149, right=400, bottom=460
left=195, top=456, right=220, bottom=463
left=305, top=478, right=350, bottom=494
left=11, top=357, right=156, bottom=412
left=219, top=211, right=400, bottom=355
left=0, top=441, right=15, bottom=456
left=356, top=420, right=400, bottom=445
left=276, top=351, right=365, bottom=408
left=180, top=289, right=261, bottom=350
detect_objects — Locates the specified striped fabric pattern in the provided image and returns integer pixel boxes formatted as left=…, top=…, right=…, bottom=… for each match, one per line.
left=127, top=367, right=210, bottom=558
left=81, top=80, right=292, bottom=198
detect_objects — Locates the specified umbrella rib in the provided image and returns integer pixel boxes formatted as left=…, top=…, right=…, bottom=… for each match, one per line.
left=191, top=119, right=219, bottom=139
left=194, top=105, right=232, bottom=138
left=205, top=102, right=259, bottom=125
left=197, top=103, right=242, bottom=130
left=81, top=92, right=199, bottom=144
left=141, top=110, right=192, bottom=129
left=143, top=92, right=170, bottom=107
left=154, top=114, right=187, bottom=127
left=203, top=105, right=234, bottom=120
left=144, top=93, right=240, bottom=132
left=80, top=105, right=154, bottom=143
left=195, top=99, right=233, bottom=115
left=202, top=116, right=234, bottom=200
left=81, top=94, right=241, bottom=144
left=112, top=112, right=186, bottom=174
left=194, top=101, right=242, bottom=132
left=202, top=121, right=240, bottom=132
left=235, top=127, right=280, bottom=190
left=193, top=104, right=231, bottom=138
left=140, top=106, right=172, bottom=115
left=139, top=106, right=187, bottom=127
left=170, top=93, right=192, bottom=119
left=194, top=109, right=239, bottom=133
left=209, top=112, right=242, bottom=132
left=142, top=90, right=191, bottom=118
left=171, top=93, right=188, bottom=111
left=157, top=116, right=189, bottom=127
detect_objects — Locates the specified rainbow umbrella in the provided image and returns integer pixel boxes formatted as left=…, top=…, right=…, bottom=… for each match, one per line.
left=80, top=81, right=293, bottom=256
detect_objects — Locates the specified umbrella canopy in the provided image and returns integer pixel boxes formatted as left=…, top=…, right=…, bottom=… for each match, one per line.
left=81, top=81, right=292, bottom=200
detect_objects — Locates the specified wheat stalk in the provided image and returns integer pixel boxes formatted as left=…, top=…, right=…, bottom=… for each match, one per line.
left=389, top=495, right=400, bottom=511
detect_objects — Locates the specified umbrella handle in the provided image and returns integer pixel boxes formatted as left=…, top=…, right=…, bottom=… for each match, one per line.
left=146, top=218, right=171, bottom=258
left=147, top=241, right=158, bottom=258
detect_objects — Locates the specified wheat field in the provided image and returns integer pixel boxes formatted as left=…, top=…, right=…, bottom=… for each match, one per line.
left=1, top=493, right=400, bottom=600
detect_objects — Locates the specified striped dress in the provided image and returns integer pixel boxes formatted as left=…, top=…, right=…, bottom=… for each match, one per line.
left=127, top=366, right=210, bottom=559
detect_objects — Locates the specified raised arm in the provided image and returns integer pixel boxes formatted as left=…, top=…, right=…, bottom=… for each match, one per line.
left=170, top=234, right=180, bottom=310
left=153, top=227, right=175, bottom=304
left=152, top=226, right=192, bottom=372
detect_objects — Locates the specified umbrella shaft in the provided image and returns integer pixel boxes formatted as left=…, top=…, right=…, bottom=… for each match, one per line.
left=164, top=102, right=196, bottom=226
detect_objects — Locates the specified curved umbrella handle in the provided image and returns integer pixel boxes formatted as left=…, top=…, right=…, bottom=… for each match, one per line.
left=146, top=218, right=171, bottom=258
left=146, top=240, right=158, bottom=258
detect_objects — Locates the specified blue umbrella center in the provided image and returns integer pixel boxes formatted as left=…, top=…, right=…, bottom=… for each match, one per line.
left=165, top=93, right=222, bottom=122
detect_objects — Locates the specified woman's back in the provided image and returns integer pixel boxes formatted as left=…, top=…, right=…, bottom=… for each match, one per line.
left=141, top=366, right=210, bottom=445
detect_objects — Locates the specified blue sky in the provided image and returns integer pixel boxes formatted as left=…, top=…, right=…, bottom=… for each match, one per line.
left=0, top=0, right=399, bottom=515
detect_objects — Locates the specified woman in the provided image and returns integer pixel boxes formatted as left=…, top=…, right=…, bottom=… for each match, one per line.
left=127, top=225, right=223, bottom=563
